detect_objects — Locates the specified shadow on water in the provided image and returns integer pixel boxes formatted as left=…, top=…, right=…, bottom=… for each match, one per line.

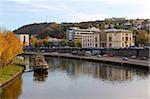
left=0, top=77, right=22, bottom=99
left=33, top=70, right=48, bottom=82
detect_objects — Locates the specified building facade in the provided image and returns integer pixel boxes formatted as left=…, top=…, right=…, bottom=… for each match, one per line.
left=99, top=29, right=134, bottom=48
left=16, top=33, right=29, bottom=46
left=66, top=27, right=100, bottom=48
left=81, top=33, right=99, bottom=48
left=66, top=27, right=134, bottom=48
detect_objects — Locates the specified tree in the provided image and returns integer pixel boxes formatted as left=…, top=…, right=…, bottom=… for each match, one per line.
left=43, top=36, right=49, bottom=46
left=136, top=30, right=149, bottom=46
left=0, top=33, right=7, bottom=67
left=0, top=33, right=6, bottom=56
left=74, top=38, right=81, bottom=47
left=61, top=39, right=68, bottom=47
left=30, top=36, right=38, bottom=46
left=130, top=29, right=139, bottom=46
left=0, top=31, right=23, bottom=67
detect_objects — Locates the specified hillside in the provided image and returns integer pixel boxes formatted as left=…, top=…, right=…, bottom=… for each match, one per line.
left=13, top=18, right=149, bottom=39
left=13, top=22, right=65, bottom=39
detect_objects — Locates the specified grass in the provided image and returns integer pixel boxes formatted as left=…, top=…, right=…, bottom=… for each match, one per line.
left=0, top=65, right=24, bottom=84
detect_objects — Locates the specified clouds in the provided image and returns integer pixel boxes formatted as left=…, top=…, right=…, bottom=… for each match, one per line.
left=0, top=0, right=150, bottom=30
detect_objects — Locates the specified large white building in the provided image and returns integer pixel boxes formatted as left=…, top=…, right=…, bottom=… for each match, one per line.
left=99, top=29, right=134, bottom=48
left=66, top=27, right=100, bottom=48
left=66, top=27, right=134, bottom=48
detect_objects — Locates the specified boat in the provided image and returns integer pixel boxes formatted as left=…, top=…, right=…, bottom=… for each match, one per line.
left=33, top=55, right=49, bottom=71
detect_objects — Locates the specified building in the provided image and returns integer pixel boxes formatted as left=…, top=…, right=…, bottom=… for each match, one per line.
left=81, top=32, right=100, bottom=48
left=16, top=33, right=29, bottom=46
left=105, top=17, right=126, bottom=21
left=66, top=27, right=100, bottom=48
left=48, top=37, right=62, bottom=42
left=99, top=29, right=134, bottom=48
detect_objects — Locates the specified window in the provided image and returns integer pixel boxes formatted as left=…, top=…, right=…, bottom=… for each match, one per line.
left=99, top=35, right=101, bottom=41
left=102, top=43, right=105, bottom=47
left=122, top=43, right=124, bottom=47
left=95, top=43, right=98, bottom=47
left=23, top=36, right=26, bottom=44
left=109, top=37, right=112, bottom=41
left=125, top=37, right=128, bottom=41
left=109, top=43, right=112, bottom=47
left=122, top=37, right=124, bottom=41
left=95, top=37, right=98, bottom=42
left=104, top=43, right=106, bottom=47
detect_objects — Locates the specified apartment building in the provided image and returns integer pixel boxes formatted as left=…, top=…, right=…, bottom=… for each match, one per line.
left=66, top=27, right=134, bottom=48
left=66, top=27, right=100, bottom=48
left=99, top=29, right=134, bottom=48
left=81, top=32, right=99, bottom=48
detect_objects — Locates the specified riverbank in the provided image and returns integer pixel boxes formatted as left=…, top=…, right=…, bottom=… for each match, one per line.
left=0, top=65, right=24, bottom=89
left=23, top=52, right=150, bottom=68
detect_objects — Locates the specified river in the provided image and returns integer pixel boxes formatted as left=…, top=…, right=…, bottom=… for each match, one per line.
left=0, top=56, right=149, bottom=99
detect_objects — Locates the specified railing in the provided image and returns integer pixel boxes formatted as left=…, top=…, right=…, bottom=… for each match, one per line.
left=23, top=47, right=149, bottom=58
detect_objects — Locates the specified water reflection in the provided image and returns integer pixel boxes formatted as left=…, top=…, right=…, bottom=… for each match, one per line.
left=1, top=56, right=149, bottom=99
left=46, top=57, right=149, bottom=82
left=0, top=77, right=22, bottom=99
left=24, top=55, right=149, bottom=82
left=33, top=71, right=48, bottom=82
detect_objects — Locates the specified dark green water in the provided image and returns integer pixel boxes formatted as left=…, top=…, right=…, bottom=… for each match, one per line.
left=0, top=56, right=149, bottom=99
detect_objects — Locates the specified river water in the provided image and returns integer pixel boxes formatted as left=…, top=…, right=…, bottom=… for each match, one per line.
left=0, top=56, right=149, bottom=99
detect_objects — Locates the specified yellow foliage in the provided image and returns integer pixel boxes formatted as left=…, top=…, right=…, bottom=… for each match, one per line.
left=0, top=33, right=6, bottom=56
left=30, top=36, right=38, bottom=46
left=0, top=31, right=23, bottom=67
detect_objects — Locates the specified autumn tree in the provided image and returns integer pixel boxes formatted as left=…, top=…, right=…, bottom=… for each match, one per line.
left=43, top=36, right=49, bottom=46
left=0, top=33, right=7, bottom=67
left=0, top=33, right=6, bottom=56
left=136, top=30, right=149, bottom=46
left=30, top=36, right=38, bottom=46
left=74, top=38, right=81, bottom=47
left=0, top=31, right=23, bottom=67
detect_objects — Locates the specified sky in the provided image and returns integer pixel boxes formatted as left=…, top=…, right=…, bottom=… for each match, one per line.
left=0, top=0, right=150, bottom=30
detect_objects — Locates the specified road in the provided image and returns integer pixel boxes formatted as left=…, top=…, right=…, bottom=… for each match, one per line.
left=22, top=52, right=150, bottom=68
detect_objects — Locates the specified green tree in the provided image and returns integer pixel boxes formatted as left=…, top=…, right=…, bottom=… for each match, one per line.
left=61, top=39, right=68, bottom=46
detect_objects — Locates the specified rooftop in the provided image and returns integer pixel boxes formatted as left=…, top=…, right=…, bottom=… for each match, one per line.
left=103, top=29, right=131, bottom=33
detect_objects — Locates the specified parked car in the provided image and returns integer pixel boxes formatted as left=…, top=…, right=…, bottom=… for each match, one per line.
left=122, top=57, right=128, bottom=61
left=140, top=57, right=147, bottom=60
left=71, top=51, right=78, bottom=55
left=51, top=52, right=58, bottom=55
left=97, top=55, right=102, bottom=58
left=143, top=46, right=150, bottom=49
left=128, top=46, right=139, bottom=49
left=85, top=51, right=91, bottom=57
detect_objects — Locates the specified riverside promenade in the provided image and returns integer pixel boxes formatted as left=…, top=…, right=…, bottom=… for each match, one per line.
left=23, top=52, right=150, bottom=68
